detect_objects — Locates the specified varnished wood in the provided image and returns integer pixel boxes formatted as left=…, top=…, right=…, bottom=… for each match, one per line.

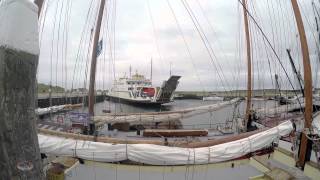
left=143, top=129, right=208, bottom=137
left=39, top=127, right=267, bottom=148
left=242, top=0, right=252, bottom=128
left=291, top=0, right=313, bottom=168
left=88, top=0, right=106, bottom=117
left=184, top=128, right=266, bottom=148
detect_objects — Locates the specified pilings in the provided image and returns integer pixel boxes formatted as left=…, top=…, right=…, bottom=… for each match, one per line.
left=0, top=0, right=43, bottom=179
left=37, top=94, right=105, bottom=108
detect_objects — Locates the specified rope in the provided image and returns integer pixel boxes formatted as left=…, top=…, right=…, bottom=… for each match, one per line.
left=74, top=139, right=78, bottom=158
left=184, top=148, right=191, bottom=180
left=237, top=0, right=303, bottom=111
left=125, top=142, right=128, bottom=160
left=165, top=0, right=206, bottom=92
left=248, top=136, right=252, bottom=153
left=192, top=148, right=196, bottom=180
left=179, top=0, right=231, bottom=94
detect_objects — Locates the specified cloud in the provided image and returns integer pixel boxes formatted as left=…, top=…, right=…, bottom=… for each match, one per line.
left=37, top=0, right=320, bottom=91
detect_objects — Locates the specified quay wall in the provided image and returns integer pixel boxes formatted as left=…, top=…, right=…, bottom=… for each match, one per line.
left=174, top=89, right=320, bottom=99
left=37, top=93, right=105, bottom=108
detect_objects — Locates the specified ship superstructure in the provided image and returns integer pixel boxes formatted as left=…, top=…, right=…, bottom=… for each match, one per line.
left=107, top=72, right=181, bottom=105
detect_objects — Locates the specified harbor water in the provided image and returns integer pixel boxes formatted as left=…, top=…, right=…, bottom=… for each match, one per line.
left=40, top=98, right=279, bottom=130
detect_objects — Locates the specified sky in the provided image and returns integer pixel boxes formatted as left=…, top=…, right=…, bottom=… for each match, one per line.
left=36, top=0, right=320, bottom=91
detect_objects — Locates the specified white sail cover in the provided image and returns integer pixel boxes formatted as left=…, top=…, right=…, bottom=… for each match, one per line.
left=35, top=105, right=66, bottom=116
left=256, top=102, right=304, bottom=117
left=0, top=0, right=39, bottom=54
left=38, top=120, right=293, bottom=165
left=93, top=98, right=241, bottom=125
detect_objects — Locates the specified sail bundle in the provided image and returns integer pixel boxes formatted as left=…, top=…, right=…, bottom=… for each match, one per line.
left=256, top=102, right=304, bottom=117
left=38, top=120, right=293, bottom=165
left=36, top=105, right=66, bottom=116
left=93, top=98, right=241, bottom=125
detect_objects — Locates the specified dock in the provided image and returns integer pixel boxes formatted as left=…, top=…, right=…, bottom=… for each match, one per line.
left=37, top=93, right=105, bottom=108
left=174, top=89, right=320, bottom=100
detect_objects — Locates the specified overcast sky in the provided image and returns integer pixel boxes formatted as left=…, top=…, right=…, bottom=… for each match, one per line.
left=37, top=0, right=320, bottom=91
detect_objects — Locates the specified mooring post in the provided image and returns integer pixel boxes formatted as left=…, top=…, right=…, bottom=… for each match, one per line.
left=0, top=0, right=43, bottom=179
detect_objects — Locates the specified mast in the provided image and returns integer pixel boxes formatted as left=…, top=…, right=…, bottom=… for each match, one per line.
left=291, top=0, right=313, bottom=168
left=170, top=62, right=172, bottom=76
left=287, top=49, right=305, bottom=97
left=312, top=1, right=320, bottom=91
left=88, top=0, right=106, bottom=134
left=242, top=0, right=252, bottom=129
left=274, top=74, right=282, bottom=97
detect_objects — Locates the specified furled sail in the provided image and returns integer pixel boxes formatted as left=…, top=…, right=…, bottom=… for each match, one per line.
left=35, top=104, right=81, bottom=116
left=93, top=98, right=241, bottom=125
left=36, top=105, right=66, bottom=116
left=256, top=102, right=304, bottom=117
left=38, top=120, right=293, bottom=165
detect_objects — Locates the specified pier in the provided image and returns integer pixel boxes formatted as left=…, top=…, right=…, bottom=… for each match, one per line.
left=174, top=89, right=320, bottom=100
left=37, top=93, right=105, bottom=108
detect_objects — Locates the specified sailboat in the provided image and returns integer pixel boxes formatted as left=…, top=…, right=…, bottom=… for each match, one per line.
left=4, top=0, right=317, bottom=179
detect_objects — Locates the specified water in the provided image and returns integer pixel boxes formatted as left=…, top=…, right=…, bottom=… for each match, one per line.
left=42, top=98, right=278, bottom=130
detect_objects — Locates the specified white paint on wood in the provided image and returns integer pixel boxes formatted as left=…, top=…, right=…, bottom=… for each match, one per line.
left=0, top=0, right=39, bottom=55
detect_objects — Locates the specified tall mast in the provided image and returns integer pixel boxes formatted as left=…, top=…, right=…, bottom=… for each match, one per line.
left=242, top=0, right=252, bottom=128
left=291, top=0, right=313, bottom=168
left=88, top=0, right=106, bottom=134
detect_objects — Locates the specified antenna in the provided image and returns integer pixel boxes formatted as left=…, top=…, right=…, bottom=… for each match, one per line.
left=170, top=62, right=172, bottom=76
left=150, top=58, right=153, bottom=84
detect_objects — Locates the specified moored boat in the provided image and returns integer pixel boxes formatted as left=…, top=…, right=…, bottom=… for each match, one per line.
left=107, top=72, right=181, bottom=106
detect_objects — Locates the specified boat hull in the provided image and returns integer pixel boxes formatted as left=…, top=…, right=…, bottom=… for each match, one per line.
left=106, top=95, right=168, bottom=107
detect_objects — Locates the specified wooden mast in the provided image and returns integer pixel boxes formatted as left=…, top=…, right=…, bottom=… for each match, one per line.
left=242, top=0, right=252, bottom=129
left=88, top=0, right=106, bottom=134
left=291, top=0, right=313, bottom=168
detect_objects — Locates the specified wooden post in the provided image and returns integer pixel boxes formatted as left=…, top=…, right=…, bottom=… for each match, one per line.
left=242, top=0, right=252, bottom=130
left=0, top=1, right=43, bottom=179
left=291, top=0, right=313, bottom=168
left=88, top=0, right=106, bottom=134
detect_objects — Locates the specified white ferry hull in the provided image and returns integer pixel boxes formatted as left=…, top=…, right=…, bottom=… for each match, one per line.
left=107, top=75, right=181, bottom=106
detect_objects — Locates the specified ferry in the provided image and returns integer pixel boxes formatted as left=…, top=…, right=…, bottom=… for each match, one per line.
left=107, top=72, right=181, bottom=106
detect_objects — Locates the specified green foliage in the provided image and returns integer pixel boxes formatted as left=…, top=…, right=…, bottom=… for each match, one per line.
left=37, top=83, right=64, bottom=93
